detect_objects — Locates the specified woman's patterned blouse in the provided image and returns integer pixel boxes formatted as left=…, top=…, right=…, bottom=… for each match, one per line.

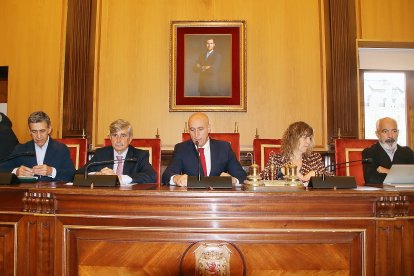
left=260, top=152, right=332, bottom=181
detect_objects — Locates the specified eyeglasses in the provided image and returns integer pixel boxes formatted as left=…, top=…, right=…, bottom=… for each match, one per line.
left=110, top=133, right=129, bottom=140
left=380, top=129, right=399, bottom=135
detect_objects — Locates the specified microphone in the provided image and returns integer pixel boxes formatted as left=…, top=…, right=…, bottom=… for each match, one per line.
left=83, top=157, right=137, bottom=180
left=0, top=152, right=36, bottom=185
left=309, top=158, right=372, bottom=189
left=195, top=141, right=201, bottom=181
left=323, top=158, right=373, bottom=180
left=0, top=152, right=36, bottom=163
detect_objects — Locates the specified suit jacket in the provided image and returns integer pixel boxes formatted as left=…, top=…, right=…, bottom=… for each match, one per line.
left=77, top=145, right=156, bottom=184
left=162, top=139, right=247, bottom=185
left=0, top=138, right=75, bottom=182
left=362, top=142, right=414, bottom=184
left=0, top=112, right=19, bottom=160
left=194, top=50, right=221, bottom=96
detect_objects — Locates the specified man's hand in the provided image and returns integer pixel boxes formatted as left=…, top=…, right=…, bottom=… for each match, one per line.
left=99, top=167, right=116, bottom=175
left=377, top=166, right=390, bottom=174
left=173, top=174, right=188, bottom=187
left=220, top=172, right=237, bottom=185
left=16, top=165, right=34, bottom=177
left=32, top=165, right=53, bottom=176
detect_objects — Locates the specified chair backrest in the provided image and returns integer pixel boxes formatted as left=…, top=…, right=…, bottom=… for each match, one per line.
left=252, top=138, right=282, bottom=170
left=104, top=138, right=161, bottom=184
left=334, top=138, right=377, bottom=186
left=182, top=133, right=240, bottom=160
left=55, top=138, right=88, bottom=169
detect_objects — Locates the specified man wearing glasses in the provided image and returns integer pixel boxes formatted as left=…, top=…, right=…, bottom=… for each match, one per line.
left=77, top=119, right=155, bottom=184
left=362, top=117, right=414, bottom=184
left=0, top=111, right=75, bottom=182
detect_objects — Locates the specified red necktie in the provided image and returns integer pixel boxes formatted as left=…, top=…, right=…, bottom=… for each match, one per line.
left=198, top=148, right=207, bottom=176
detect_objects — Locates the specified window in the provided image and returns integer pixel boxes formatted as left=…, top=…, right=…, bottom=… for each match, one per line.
left=358, top=45, right=414, bottom=148
left=363, top=72, right=407, bottom=146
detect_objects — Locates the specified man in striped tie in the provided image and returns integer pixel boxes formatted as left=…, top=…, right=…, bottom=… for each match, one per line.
left=77, top=119, right=156, bottom=184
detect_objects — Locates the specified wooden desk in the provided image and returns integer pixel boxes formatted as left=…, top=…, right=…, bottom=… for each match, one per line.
left=0, top=183, right=413, bottom=275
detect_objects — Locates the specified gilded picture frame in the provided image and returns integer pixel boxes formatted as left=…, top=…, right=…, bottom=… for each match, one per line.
left=170, top=21, right=246, bottom=111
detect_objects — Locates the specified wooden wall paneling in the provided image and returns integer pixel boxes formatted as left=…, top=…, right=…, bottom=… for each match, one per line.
left=0, top=224, right=15, bottom=275
left=358, top=0, right=414, bottom=41
left=407, top=72, right=414, bottom=148
left=62, top=0, right=96, bottom=139
left=1, top=184, right=414, bottom=275
left=16, top=215, right=55, bottom=275
left=326, top=0, right=359, bottom=140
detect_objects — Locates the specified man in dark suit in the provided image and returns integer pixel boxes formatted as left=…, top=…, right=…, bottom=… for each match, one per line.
left=362, top=117, right=414, bottom=184
left=194, top=38, right=221, bottom=96
left=0, top=111, right=75, bottom=182
left=77, top=119, right=156, bottom=184
left=162, top=112, right=246, bottom=186
left=0, top=112, right=19, bottom=160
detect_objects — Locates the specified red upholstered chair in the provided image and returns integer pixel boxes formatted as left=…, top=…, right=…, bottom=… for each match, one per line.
left=253, top=138, right=282, bottom=170
left=55, top=138, right=88, bottom=169
left=182, top=133, right=240, bottom=160
left=104, top=138, right=161, bottom=184
left=334, top=138, right=377, bottom=186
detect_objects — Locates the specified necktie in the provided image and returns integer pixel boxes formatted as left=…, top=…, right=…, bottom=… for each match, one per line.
left=116, top=155, right=123, bottom=176
left=198, top=148, right=207, bottom=176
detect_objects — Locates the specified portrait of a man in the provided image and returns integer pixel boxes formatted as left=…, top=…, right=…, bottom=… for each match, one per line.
left=184, top=35, right=232, bottom=97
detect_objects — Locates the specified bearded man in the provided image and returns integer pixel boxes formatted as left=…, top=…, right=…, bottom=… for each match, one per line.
left=362, top=117, right=414, bottom=184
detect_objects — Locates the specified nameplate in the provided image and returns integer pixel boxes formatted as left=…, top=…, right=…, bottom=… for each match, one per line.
left=73, top=174, right=120, bottom=187
left=0, top=173, right=19, bottom=185
left=187, top=176, right=232, bottom=189
left=309, top=176, right=356, bottom=189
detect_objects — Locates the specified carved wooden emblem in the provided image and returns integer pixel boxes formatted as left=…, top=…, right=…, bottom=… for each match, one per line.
left=180, top=241, right=245, bottom=275
left=194, top=243, right=231, bottom=275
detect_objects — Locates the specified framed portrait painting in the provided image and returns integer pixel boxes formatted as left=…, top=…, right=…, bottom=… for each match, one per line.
left=170, top=21, right=246, bottom=111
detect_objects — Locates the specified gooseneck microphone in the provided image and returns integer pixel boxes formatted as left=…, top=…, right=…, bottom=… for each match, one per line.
left=0, top=152, right=36, bottom=163
left=322, top=158, right=373, bottom=181
left=0, top=152, right=36, bottom=185
left=195, top=141, right=202, bottom=181
left=83, top=157, right=137, bottom=180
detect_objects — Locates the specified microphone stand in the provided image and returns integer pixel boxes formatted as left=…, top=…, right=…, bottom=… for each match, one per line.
left=83, top=158, right=137, bottom=179
left=324, top=158, right=373, bottom=181
left=0, top=152, right=36, bottom=163
left=0, top=152, right=36, bottom=185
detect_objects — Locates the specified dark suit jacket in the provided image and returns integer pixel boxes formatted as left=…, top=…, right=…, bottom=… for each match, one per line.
left=77, top=145, right=156, bottom=184
left=194, top=50, right=221, bottom=96
left=0, top=112, right=19, bottom=160
left=362, top=142, right=414, bottom=184
left=0, top=138, right=75, bottom=182
left=162, top=139, right=247, bottom=185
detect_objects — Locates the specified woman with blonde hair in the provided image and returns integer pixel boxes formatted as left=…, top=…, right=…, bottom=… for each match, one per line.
left=261, top=121, right=331, bottom=183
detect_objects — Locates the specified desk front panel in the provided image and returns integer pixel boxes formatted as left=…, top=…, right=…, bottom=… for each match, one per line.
left=0, top=184, right=412, bottom=275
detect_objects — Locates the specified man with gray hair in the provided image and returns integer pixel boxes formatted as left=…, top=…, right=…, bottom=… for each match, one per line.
left=362, top=117, right=414, bottom=184
left=77, top=119, right=156, bottom=184
left=0, top=111, right=75, bottom=182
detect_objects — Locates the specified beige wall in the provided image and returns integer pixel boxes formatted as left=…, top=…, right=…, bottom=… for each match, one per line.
left=96, top=0, right=326, bottom=150
left=0, top=0, right=67, bottom=141
left=357, top=0, right=414, bottom=40
left=2, top=0, right=413, bottom=150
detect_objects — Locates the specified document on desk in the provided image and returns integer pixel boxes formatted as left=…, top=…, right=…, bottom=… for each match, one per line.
left=353, top=186, right=382, bottom=191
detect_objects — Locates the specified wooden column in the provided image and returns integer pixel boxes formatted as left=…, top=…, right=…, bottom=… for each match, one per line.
left=62, top=0, right=97, bottom=139
left=325, top=0, right=359, bottom=140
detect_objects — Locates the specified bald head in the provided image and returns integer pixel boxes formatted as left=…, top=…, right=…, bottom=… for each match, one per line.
left=376, top=117, right=397, bottom=132
left=375, top=117, right=399, bottom=148
left=188, top=112, right=211, bottom=147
